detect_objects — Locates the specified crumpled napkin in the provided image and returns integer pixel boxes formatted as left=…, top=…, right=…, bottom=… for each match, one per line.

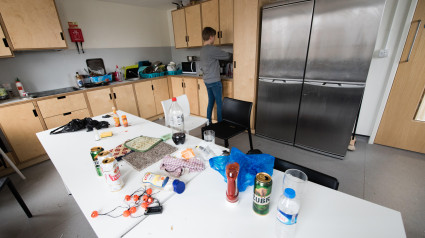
left=160, top=155, right=205, bottom=177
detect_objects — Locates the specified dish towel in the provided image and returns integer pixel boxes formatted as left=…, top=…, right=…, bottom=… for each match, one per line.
left=160, top=155, right=205, bottom=177
left=123, top=142, right=177, bottom=171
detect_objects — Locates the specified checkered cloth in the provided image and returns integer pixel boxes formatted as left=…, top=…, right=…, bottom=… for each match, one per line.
left=160, top=155, right=205, bottom=177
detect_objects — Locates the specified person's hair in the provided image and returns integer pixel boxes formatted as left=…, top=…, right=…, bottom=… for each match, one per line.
left=202, top=27, right=216, bottom=41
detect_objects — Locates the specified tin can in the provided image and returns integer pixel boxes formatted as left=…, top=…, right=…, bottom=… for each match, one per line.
left=90, top=147, right=104, bottom=176
left=253, top=172, right=272, bottom=215
left=97, top=151, right=112, bottom=168
left=101, top=157, right=124, bottom=192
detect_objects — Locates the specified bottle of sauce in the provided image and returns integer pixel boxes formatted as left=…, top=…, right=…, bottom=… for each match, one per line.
left=121, top=115, right=128, bottom=127
left=226, top=162, right=240, bottom=203
left=112, top=107, right=120, bottom=127
left=15, top=78, right=26, bottom=98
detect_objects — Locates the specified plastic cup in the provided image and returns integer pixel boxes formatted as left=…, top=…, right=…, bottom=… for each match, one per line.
left=282, top=169, right=308, bottom=200
left=203, top=130, right=215, bottom=144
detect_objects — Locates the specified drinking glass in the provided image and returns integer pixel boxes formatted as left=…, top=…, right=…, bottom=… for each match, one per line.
left=203, top=130, right=215, bottom=144
left=282, top=169, right=308, bottom=200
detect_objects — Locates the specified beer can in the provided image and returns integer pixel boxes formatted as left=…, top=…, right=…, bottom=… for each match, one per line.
left=90, top=147, right=104, bottom=176
left=253, top=172, right=272, bottom=215
left=101, top=157, right=124, bottom=192
left=97, top=151, right=112, bottom=167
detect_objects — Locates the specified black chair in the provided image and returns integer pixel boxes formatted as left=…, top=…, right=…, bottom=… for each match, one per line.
left=274, top=158, right=339, bottom=190
left=0, top=177, right=32, bottom=218
left=247, top=149, right=339, bottom=190
left=202, top=97, right=253, bottom=151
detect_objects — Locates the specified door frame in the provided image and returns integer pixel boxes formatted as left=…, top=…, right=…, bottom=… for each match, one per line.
left=369, top=0, right=418, bottom=144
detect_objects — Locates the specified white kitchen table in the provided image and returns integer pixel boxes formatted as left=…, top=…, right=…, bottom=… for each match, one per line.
left=36, top=111, right=218, bottom=238
left=125, top=165, right=406, bottom=237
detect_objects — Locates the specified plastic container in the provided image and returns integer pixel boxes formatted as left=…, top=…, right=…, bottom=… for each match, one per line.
left=275, top=188, right=300, bottom=238
left=75, top=72, right=84, bottom=88
left=140, top=72, right=165, bottom=79
left=166, top=69, right=183, bottom=76
left=168, top=97, right=185, bottom=145
left=142, top=172, right=186, bottom=194
left=15, top=78, right=26, bottom=98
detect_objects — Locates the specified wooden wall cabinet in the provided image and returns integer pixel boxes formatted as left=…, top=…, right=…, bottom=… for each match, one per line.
left=0, top=19, right=13, bottom=58
left=86, top=88, right=115, bottom=117
left=219, top=0, right=234, bottom=44
left=0, top=0, right=67, bottom=50
left=0, top=102, right=45, bottom=163
left=172, top=9, right=188, bottom=48
left=201, top=0, right=220, bottom=46
left=112, top=84, right=139, bottom=116
left=185, top=5, right=203, bottom=47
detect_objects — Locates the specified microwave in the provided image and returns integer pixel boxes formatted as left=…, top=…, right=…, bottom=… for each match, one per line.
left=182, top=62, right=199, bottom=74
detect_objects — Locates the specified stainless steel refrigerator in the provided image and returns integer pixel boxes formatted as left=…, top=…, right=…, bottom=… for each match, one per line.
left=256, top=0, right=385, bottom=158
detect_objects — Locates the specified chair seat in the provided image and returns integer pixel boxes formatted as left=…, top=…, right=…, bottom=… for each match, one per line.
left=0, top=177, right=6, bottom=189
left=205, top=121, right=246, bottom=140
left=184, top=115, right=209, bottom=132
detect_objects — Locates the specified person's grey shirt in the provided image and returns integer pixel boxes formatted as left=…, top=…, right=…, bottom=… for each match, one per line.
left=200, top=45, right=232, bottom=84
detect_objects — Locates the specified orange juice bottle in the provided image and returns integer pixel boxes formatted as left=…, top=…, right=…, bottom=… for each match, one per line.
left=122, top=115, right=128, bottom=127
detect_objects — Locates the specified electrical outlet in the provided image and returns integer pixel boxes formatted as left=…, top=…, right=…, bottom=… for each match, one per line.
left=378, top=49, right=389, bottom=58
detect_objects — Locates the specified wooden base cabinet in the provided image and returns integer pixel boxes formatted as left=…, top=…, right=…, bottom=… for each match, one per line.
left=86, top=88, right=115, bottom=117
left=152, top=78, right=170, bottom=115
left=0, top=102, right=45, bottom=163
left=112, top=84, right=139, bottom=116
left=44, top=109, right=90, bottom=129
left=134, top=81, right=157, bottom=119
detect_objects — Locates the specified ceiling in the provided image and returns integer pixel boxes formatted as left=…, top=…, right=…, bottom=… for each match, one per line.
left=99, top=0, right=178, bottom=10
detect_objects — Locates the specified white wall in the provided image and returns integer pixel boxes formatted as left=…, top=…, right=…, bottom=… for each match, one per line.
left=55, top=0, right=172, bottom=48
left=357, top=0, right=415, bottom=136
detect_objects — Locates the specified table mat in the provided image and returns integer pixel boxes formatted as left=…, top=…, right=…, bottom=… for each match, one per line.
left=122, top=142, right=177, bottom=171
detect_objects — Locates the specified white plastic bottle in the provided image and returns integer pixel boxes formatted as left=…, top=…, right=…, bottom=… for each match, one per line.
left=142, top=172, right=186, bottom=194
left=168, top=97, right=185, bottom=145
left=275, top=188, right=300, bottom=238
left=15, top=78, right=26, bottom=97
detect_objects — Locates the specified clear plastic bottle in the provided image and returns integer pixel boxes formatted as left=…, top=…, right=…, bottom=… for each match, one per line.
left=75, top=72, right=83, bottom=88
left=275, top=188, right=300, bottom=238
left=142, top=172, right=186, bottom=194
left=168, top=97, right=185, bottom=145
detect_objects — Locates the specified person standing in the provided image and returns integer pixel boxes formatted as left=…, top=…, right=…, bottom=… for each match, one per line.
left=200, top=27, right=232, bottom=123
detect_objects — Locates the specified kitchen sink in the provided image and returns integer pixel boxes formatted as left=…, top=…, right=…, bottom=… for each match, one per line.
left=28, top=87, right=81, bottom=98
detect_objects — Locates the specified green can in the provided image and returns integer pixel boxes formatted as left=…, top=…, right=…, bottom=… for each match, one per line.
left=253, top=172, right=272, bottom=215
left=90, top=146, right=104, bottom=176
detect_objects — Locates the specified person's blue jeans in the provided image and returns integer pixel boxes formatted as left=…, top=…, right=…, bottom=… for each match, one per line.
left=205, top=81, right=222, bottom=123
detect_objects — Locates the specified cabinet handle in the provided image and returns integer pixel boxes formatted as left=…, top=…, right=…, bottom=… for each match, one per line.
left=109, top=93, right=112, bottom=100
left=182, top=82, right=184, bottom=88
left=32, top=109, right=38, bottom=117
left=151, top=85, right=154, bottom=90
left=234, top=61, right=236, bottom=68
left=2, top=38, right=9, bottom=48
left=113, top=93, right=117, bottom=99
left=57, top=96, right=66, bottom=100
left=60, top=32, right=64, bottom=40
left=198, top=84, right=200, bottom=90
left=63, top=112, right=71, bottom=116
left=187, top=36, right=189, bottom=42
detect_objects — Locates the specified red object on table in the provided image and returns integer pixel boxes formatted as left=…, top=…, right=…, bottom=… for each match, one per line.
left=226, top=162, right=240, bottom=203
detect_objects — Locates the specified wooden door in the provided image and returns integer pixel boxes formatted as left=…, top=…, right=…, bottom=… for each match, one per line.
left=184, top=77, right=200, bottom=115
left=0, top=20, right=12, bottom=57
left=44, top=109, right=90, bottom=129
left=219, top=0, right=234, bottom=44
left=0, top=102, right=45, bottom=163
left=172, top=9, right=188, bottom=48
left=134, top=81, right=157, bottom=119
left=185, top=5, right=203, bottom=47
left=222, top=80, right=233, bottom=98
left=112, top=84, right=139, bottom=116
left=198, top=79, right=217, bottom=119
left=152, top=78, right=170, bottom=115
left=375, top=1, right=425, bottom=153
left=202, top=0, right=220, bottom=46
left=0, top=0, right=67, bottom=50
left=171, top=77, right=185, bottom=98
left=86, top=88, right=114, bottom=116
left=234, top=0, right=261, bottom=128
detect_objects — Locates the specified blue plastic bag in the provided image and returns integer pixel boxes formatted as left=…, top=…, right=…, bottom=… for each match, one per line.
left=209, top=148, right=275, bottom=192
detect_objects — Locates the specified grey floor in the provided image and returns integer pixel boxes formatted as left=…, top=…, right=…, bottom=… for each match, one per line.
left=1, top=119, right=424, bottom=238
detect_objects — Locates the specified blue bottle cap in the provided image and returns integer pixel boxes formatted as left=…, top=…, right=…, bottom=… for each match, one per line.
left=172, top=179, right=186, bottom=194
left=284, top=188, right=296, bottom=199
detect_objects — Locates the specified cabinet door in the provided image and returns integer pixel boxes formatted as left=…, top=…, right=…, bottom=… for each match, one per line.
left=152, top=78, right=170, bottom=115
left=171, top=77, right=184, bottom=98
left=134, top=81, right=157, bottom=119
left=202, top=0, right=219, bottom=46
left=44, top=109, right=90, bottom=129
left=172, top=9, right=188, bottom=48
left=198, top=79, right=216, bottom=119
left=219, top=0, right=234, bottom=44
left=86, top=88, right=114, bottom=116
left=185, top=5, right=203, bottom=47
left=0, top=102, right=45, bottom=163
left=112, top=84, right=139, bottom=116
left=184, top=78, right=200, bottom=115
left=222, top=80, right=233, bottom=98
left=0, top=0, right=67, bottom=50
left=0, top=22, right=13, bottom=57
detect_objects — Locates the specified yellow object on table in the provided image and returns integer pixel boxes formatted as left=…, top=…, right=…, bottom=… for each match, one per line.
left=100, top=131, right=113, bottom=138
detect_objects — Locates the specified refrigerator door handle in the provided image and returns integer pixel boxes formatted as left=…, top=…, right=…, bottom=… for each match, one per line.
left=304, top=81, right=365, bottom=88
left=260, top=78, right=303, bottom=84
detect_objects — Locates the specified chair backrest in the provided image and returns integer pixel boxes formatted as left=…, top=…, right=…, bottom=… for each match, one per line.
left=222, top=97, right=252, bottom=129
left=161, top=94, right=191, bottom=126
left=274, top=158, right=339, bottom=190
